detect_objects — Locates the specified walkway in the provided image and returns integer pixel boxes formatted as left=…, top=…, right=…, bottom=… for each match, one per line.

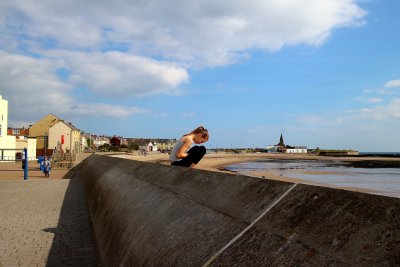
left=0, top=162, right=99, bottom=266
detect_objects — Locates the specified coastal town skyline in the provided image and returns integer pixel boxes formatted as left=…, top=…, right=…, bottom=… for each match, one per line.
left=1, top=1, right=400, bottom=151
left=2, top=104, right=393, bottom=153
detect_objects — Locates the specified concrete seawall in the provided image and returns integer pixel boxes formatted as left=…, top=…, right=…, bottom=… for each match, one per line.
left=79, top=154, right=400, bottom=266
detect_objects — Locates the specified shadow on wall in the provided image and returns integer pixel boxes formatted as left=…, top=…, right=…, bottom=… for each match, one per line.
left=45, top=163, right=100, bottom=266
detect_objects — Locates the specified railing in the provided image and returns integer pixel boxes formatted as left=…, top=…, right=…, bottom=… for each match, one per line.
left=51, top=151, right=74, bottom=169
left=0, top=148, right=29, bottom=180
left=0, top=156, right=36, bottom=162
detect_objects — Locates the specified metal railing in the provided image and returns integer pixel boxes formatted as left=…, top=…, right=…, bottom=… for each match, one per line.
left=0, top=148, right=29, bottom=180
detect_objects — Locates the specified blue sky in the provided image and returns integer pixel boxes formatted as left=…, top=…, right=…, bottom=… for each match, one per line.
left=1, top=0, right=399, bottom=151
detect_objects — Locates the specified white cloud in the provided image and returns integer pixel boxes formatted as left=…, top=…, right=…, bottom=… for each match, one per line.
left=68, top=103, right=146, bottom=118
left=385, top=79, right=400, bottom=88
left=281, top=97, right=400, bottom=151
left=362, top=79, right=400, bottom=95
left=356, top=97, right=383, bottom=103
left=1, top=0, right=366, bottom=68
left=296, top=115, right=323, bottom=124
left=350, top=80, right=400, bottom=121
left=365, top=97, right=383, bottom=103
left=362, top=98, right=400, bottom=119
left=342, top=98, right=400, bottom=120
left=180, top=112, right=196, bottom=118
left=0, top=52, right=147, bottom=125
left=0, top=0, right=369, bottom=135
left=43, top=50, right=189, bottom=97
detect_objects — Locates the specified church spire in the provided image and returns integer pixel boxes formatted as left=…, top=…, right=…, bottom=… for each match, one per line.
left=278, top=134, right=285, bottom=147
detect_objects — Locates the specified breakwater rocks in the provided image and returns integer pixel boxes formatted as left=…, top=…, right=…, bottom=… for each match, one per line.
left=344, top=160, right=400, bottom=168
left=77, top=154, right=400, bottom=266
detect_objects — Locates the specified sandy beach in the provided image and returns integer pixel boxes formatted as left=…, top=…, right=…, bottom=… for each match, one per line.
left=113, top=151, right=400, bottom=172
left=111, top=151, right=400, bottom=195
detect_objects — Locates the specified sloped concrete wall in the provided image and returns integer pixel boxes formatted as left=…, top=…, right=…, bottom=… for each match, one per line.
left=80, top=154, right=400, bottom=266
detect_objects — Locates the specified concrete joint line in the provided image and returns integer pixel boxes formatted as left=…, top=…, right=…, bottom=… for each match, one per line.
left=202, top=183, right=298, bottom=267
left=133, top=172, right=237, bottom=220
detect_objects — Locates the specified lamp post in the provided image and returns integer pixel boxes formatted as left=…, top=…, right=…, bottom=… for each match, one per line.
left=44, top=133, right=48, bottom=157
left=23, top=148, right=28, bottom=180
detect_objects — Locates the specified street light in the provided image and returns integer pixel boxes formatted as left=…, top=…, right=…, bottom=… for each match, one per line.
left=44, top=133, right=48, bottom=157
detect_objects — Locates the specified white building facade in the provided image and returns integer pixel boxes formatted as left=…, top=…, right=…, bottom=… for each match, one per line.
left=286, top=146, right=308, bottom=154
left=16, top=136, right=37, bottom=160
left=49, top=121, right=81, bottom=154
left=0, top=95, right=17, bottom=161
left=0, top=95, right=37, bottom=161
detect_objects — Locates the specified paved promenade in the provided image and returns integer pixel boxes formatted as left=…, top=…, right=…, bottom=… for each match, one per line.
left=0, top=162, right=99, bottom=266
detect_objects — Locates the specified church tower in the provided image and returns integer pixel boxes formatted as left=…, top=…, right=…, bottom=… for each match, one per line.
left=278, top=134, right=285, bottom=147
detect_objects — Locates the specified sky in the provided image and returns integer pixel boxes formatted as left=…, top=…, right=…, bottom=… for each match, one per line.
left=1, top=0, right=399, bottom=151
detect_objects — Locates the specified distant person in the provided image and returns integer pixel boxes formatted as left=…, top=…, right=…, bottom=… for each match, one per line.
left=170, top=126, right=209, bottom=168
left=43, top=157, right=52, bottom=178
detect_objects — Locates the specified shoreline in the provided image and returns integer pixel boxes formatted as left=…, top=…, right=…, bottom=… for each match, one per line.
left=110, top=152, right=400, bottom=196
left=112, top=151, right=400, bottom=172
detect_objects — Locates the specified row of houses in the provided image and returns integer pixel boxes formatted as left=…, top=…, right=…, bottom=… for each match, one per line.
left=126, top=138, right=177, bottom=152
left=0, top=94, right=96, bottom=159
left=1, top=95, right=178, bottom=160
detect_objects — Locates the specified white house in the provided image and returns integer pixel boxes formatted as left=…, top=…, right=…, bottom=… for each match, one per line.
left=140, top=141, right=158, bottom=152
left=0, top=95, right=16, bottom=161
left=16, top=136, right=37, bottom=160
left=133, top=139, right=158, bottom=151
left=49, top=121, right=81, bottom=154
left=0, top=95, right=37, bottom=161
left=265, top=145, right=278, bottom=153
left=286, top=146, right=308, bottom=154
left=92, top=135, right=110, bottom=148
left=81, top=135, right=88, bottom=150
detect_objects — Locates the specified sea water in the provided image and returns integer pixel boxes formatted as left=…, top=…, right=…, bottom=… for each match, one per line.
left=225, top=160, right=400, bottom=198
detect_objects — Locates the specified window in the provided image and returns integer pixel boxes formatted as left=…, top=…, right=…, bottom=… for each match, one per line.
left=13, top=129, right=20, bottom=134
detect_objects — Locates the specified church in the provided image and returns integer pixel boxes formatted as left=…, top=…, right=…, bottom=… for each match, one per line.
left=266, top=134, right=307, bottom=154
